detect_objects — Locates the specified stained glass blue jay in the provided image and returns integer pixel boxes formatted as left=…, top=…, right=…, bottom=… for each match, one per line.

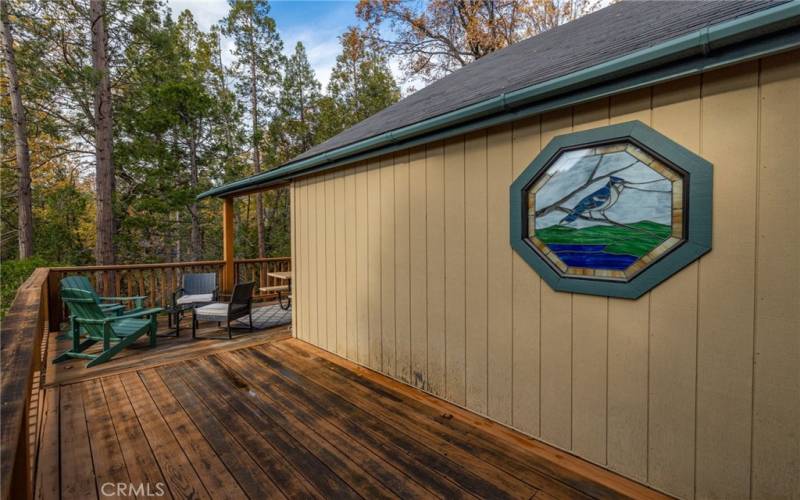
left=559, top=176, right=626, bottom=225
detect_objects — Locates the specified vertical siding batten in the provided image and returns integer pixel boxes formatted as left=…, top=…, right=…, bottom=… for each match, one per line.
left=606, top=88, right=652, bottom=483
left=302, top=178, right=311, bottom=342
left=317, top=176, right=326, bottom=347
left=394, top=151, right=412, bottom=383
left=356, top=164, right=370, bottom=365
left=649, top=75, right=702, bottom=500
left=426, top=143, right=447, bottom=396
left=409, top=148, right=428, bottom=388
left=290, top=182, right=297, bottom=338
left=325, top=173, right=337, bottom=352
left=510, top=117, right=542, bottom=436
left=380, top=155, right=397, bottom=376
left=464, top=131, right=489, bottom=414
left=751, top=51, right=800, bottom=500
left=486, top=124, right=514, bottom=424
left=538, top=109, right=575, bottom=449
left=368, top=160, right=383, bottom=369
left=444, top=138, right=467, bottom=405
left=345, top=167, right=359, bottom=361
left=308, top=177, right=319, bottom=344
left=570, top=99, right=611, bottom=466
left=335, top=171, right=348, bottom=356
left=696, top=61, right=759, bottom=499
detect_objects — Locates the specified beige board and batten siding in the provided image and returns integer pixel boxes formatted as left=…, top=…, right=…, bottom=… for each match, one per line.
left=289, top=51, right=800, bottom=500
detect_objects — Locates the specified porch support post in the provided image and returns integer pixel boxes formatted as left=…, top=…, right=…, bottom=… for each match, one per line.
left=222, top=197, right=235, bottom=294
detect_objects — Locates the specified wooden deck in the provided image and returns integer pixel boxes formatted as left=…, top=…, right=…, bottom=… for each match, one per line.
left=42, top=316, right=290, bottom=387
left=34, top=320, right=668, bottom=499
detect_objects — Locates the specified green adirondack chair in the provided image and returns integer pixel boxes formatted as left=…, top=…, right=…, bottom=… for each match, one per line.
left=54, top=288, right=163, bottom=367
left=60, top=275, right=147, bottom=339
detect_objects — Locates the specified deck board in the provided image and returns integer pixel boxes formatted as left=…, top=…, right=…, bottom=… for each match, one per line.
left=35, top=320, right=669, bottom=499
left=81, top=379, right=132, bottom=497
left=98, top=376, right=167, bottom=498
left=59, top=384, right=98, bottom=499
left=165, top=363, right=321, bottom=498
left=136, top=370, right=247, bottom=500
left=232, top=347, right=533, bottom=499
left=44, top=317, right=290, bottom=387
left=204, top=355, right=436, bottom=499
left=263, top=341, right=581, bottom=497
left=218, top=350, right=474, bottom=499
left=153, top=366, right=286, bottom=499
left=34, top=388, right=59, bottom=500
left=117, top=372, right=210, bottom=499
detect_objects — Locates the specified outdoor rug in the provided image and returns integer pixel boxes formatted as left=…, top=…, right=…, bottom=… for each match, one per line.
left=235, top=303, right=291, bottom=330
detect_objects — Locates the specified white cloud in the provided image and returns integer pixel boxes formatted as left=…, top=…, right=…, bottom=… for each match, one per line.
left=280, top=26, right=343, bottom=89
left=165, top=0, right=416, bottom=94
left=166, top=0, right=349, bottom=88
left=167, top=0, right=228, bottom=31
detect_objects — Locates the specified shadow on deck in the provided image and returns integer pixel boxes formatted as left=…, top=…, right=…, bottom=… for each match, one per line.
left=35, top=312, right=667, bottom=499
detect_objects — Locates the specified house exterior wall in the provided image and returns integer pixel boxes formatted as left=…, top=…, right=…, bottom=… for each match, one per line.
left=289, top=51, right=799, bottom=500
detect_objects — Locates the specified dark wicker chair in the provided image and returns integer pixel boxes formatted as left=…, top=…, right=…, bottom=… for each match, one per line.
left=191, top=281, right=255, bottom=339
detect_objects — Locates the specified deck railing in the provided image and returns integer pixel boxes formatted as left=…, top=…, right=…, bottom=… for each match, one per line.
left=234, top=257, right=292, bottom=291
left=46, top=257, right=291, bottom=331
left=1, top=257, right=290, bottom=499
left=1, top=267, right=49, bottom=500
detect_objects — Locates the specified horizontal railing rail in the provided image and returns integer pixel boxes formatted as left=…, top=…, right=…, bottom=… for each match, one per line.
left=46, top=257, right=291, bottom=331
left=1, top=267, right=49, bottom=500
left=234, top=257, right=292, bottom=300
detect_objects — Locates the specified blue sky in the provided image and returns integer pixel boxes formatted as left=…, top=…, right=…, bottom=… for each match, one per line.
left=166, top=0, right=380, bottom=89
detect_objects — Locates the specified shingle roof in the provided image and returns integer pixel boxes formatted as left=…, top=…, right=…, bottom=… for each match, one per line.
left=294, top=0, right=784, bottom=163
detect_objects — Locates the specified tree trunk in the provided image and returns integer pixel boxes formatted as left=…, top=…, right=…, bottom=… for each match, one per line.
left=1, top=0, right=33, bottom=258
left=250, top=52, right=266, bottom=258
left=91, top=0, right=115, bottom=265
left=175, top=212, right=181, bottom=261
left=189, top=125, right=202, bottom=260
left=214, top=30, right=235, bottom=155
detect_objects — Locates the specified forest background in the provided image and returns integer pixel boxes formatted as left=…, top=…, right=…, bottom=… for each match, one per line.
left=0, top=0, right=600, bottom=311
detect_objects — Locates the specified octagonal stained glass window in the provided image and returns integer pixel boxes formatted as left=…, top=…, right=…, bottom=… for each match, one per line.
left=510, top=121, right=712, bottom=299
left=526, top=141, right=683, bottom=281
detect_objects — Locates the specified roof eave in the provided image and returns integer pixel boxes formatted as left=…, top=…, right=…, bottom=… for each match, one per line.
left=199, top=0, right=800, bottom=200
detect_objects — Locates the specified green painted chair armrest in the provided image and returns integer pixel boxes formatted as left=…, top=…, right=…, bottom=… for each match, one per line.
left=74, top=307, right=163, bottom=325
left=111, top=307, right=163, bottom=321
left=99, top=295, right=147, bottom=302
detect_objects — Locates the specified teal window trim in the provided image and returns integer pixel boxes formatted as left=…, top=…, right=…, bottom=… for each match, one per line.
left=509, top=120, right=712, bottom=299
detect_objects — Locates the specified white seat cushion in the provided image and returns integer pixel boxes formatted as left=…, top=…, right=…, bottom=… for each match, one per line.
left=194, top=303, right=229, bottom=321
left=177, top=293, right=214, bottom=305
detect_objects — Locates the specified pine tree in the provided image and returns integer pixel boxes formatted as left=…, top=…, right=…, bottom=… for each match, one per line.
left=318, top=27, right=399, bottom=142
left=222, top=0, right=284, bottom=259
left=270, top=42, right=321, bottom=162
left=112, top=8, right=240, bottom=262
left=91, top=0, right=115, bottom=265
left=260, top=42, right=322, bottom=257
left=0, top=0, right=33, bottom=258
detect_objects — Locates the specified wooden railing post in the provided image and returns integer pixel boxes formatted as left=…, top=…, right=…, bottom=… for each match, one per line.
left=222, top=197, right=235, bottom=294
left=47, top=270, right=62, bottom=332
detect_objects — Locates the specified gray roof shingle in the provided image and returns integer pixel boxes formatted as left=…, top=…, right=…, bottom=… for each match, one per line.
left=294, top=0, right=785, bottom=163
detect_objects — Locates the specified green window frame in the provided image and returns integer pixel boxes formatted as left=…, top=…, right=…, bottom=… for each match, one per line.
left=509, top=120, right=712, bottom=299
